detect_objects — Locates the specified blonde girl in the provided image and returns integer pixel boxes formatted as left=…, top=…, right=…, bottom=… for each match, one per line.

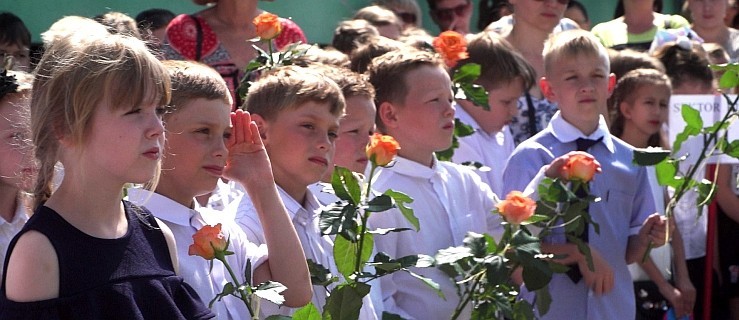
left=0, top=34, right=214, bottom=319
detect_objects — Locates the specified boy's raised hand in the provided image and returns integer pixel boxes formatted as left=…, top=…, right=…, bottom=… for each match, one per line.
left=544, top=151, right=602, bottom=180
left=638, top=213, right=669, bottom=247
left=223, top=109, right=274, bottom=185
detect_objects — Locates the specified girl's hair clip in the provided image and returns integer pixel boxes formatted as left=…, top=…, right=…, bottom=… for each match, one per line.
left=0, top=56, right=20, bottom=100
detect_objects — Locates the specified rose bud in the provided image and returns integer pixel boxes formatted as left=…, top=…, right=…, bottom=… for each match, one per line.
left=496, top=191, right=536, bottom=225
left=188, top=223, right=228, bottom=260
left=366, top=133, right=400, bottom=167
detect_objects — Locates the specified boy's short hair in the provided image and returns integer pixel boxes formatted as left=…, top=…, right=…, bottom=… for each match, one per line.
left=307, top=63, right=375, bottom=100
left=244, top=66, right=345, bottom=121
left=332, top=19, right=380, bottom=55
left=652, top=41, right=713, bottom=90
left=608, top=48, right=665, bottom=81
left=543, top=29, right=609, bottom=76
left=350, top=36, right=405, bottom=73
left=94, top=11, right=142, bottom=39
left=292, top=44, right=351, bottom=69
left=367, top=48, right=444, bottom=131
left=162, top=60, right=231, bottom=116
left=459, top=31, right=536, bottom=90
left=0, top=12, right=31, bottom=48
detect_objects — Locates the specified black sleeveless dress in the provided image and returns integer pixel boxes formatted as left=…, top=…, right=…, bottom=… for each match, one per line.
left=0, top=201, right=215, bottom=319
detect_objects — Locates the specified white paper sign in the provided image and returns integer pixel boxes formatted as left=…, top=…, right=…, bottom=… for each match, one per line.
left=668, top=94, right=738, bottom=164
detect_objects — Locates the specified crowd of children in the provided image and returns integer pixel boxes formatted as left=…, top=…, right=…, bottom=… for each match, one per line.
left=0, top=0, right=737, bottom=319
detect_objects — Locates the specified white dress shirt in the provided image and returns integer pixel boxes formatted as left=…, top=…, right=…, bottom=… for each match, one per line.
left=128, top=188, right=267, bottom=320
left=452, top=107, right=515, bottom=197
left=0, top=198, right=29, bottom=279
left=366, top=156, right=501, bottom=320
left=236, top=185, right=379, bottom=319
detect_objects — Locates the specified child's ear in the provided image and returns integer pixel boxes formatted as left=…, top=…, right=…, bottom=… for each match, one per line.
left=607, top=73, right=617, bottom=97
left=378, top=101, right=400, bottom=130
left=619, top=101, right=632, bottom=120
left=540, top=77, right=555, bottom=101
left=250, top=114, right=268, bottom=143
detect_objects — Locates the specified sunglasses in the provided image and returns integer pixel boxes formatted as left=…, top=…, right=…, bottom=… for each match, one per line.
left=433, top=3, right=470, bottom=22
left=397, top=12, right=417, bottom=24
left=533, top=0, right=571, bottom=5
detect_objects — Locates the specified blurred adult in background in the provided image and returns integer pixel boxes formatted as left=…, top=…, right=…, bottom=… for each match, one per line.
left=592, top=0, right=689, bottom=51
left=565, top=0, right=590, bottom=30
left=136, top=8, right=176, bottom=52
left=353, top=5, right=403, bottom=40
left=427, top=0, right=473, bottom=34
left=686, top=0, right=739, bottom=61
left=163, top=0, right=306, bottom=109
left=477, top=0, right=513, bottom=31
left=376, top=0, right=423, bottom=31
left=0, top=12, right=31, bottom=72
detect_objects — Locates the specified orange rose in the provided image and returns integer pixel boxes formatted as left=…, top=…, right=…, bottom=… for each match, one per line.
left=188, top=223, right=228, bottom=260
left=366, top=133, right=400, bottom=167
left=562, top=154, right=600, bottom=182
left=432, top=31, right=469, bottom=68
left=253, top=12, right=282, bottom=41
left=496, top=191, right=536, bottom=225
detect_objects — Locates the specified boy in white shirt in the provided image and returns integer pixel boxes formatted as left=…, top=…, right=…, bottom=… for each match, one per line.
left=128, top=61, right=311, bottom=319
left=365, top=48, right=501, bottom=319
left=451, top=31, right=536, bottom=196
left=235, top=66, right=378, bottom=319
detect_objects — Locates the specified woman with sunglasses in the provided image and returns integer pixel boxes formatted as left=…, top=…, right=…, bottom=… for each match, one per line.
left=492, top=0, right=571, bottom=145
left=376, top=0, right=423, bottom=31
left=427, top=0, right=473, bottom=34
left=591, top=0, right=690, bottom=52
left=162, top=0, right=307, bottom=110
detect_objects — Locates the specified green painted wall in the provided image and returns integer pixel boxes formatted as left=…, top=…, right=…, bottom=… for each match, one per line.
left=1, top=0, right=683, bottom=46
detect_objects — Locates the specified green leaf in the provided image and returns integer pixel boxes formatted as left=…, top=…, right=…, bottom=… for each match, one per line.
left=655, top=160, right=681, bottom=188
left=291, top=302, right=322, bottom=320
left=460, top=82, right=490, bottom=110
left=307, top=259, right=336, bottom=287
left=454, top=118, right=475, bottom=137
left=453, top=63, right=481, bottom=83
left=567, top=235, right=594, bottom=271
left=674, top=105, right=703, bottom=151
left=484, top=255, right=508, bottom=286
left=434, top=246, right=473, bottom=265
left=381, top=312, right=405, bottom=320
left=323, top=283, right=371, bottom=320
left=334, top=234, right=374, bottom=281
left=520, top=255, right=552, bottom=291
left=244, top=258, right=252, bottom=287
left=331, top=166, right=362, bottom=204
left=513, top=300, right=536, bottom=320
left=406, top=269, right=443, bottom=298
left=633, top=147, right=671, bottom=166
left=464, top=232, right=489, bottom=258
left=383, top=189, right=419, bottom=231
left=720, top=69, right=739, bottom=89
left=265, top=316, right=293, bottom=320
left=535, top=286, right=553, bottom=317
left=697, top=179, right=717, bottom=206
left=253, top=281, right=287, bottom=305
left=459, top=161, right=492, bottom=172
left=319, top=202, right=358, bottom=239
left=724, top=139, right=739, bottom=158
left=367, top=227, right=412, bottom=235
left=367, top=194, right=394, bottom=212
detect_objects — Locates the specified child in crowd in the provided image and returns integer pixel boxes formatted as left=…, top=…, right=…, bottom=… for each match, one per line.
left=1, top=34, right=213, bottom=318
left=331, top=19, right=379, bottom=55
left=349, top=36, right=405, bottom=73
left=366, top=48, right=501, bottom=319
left=609, top=68, right=695, bottom=319
left=451, top=31, right=536, bottom=196
left=135, top=8, right=176, bottom=52
left=0, top=12, right=32, bottom=72
left=0, top=69, right=34, bottom=279
left=235, top=66, right=378, bottom=319
left=502, top=30, right=667, bottom=319
left=606, top=48, right=665, bottom=127
left=94, top=11, right=142, bottom=39
left=127, top=60, right=311, bottom=318
left=353, top=5, right=403, bottom=40
left=653, top=40, right=720, bottom=319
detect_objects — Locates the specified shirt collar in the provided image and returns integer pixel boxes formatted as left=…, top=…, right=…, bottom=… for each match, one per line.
left=126, top=188, right=197, bottom=227
left=0, top=200, right=30, bottom=226
left=385, top=155, right=447, bottom=180
left=276, top=185, right=322, bottom=220
left=548, top=111, right=615, bottom=153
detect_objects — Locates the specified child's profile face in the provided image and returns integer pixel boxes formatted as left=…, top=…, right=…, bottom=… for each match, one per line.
left=542, top=52, right=614, bottom=129
left=159, top=98, right=231, bottom=200
left=261, top=101, right=340, bottom=191
left=620, top=84, right=670, bottom=137
left=81, top=99, right=165, bottom=185
left=480, top=77, right=524, bottom=133
left=0, top=42, right=30, bottom=72
left=391, top=64, right=454, bottom=163
left=0, top=95, right=35, bottom=192
left=333, top=96, right=376, bottom=173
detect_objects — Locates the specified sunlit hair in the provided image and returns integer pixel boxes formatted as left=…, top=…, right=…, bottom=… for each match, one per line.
left=306, top=63, right=375, bottom=100
left=609, top=68, right=671, bottom=147
left=353, top=5, right=401, bottom=28
left=1, top=70, right=35, bottom=194
left=458, top=31, right=536, bottom=91
left=31, top=34, right=170, bottom=208
left=543, top=29, right=610, bottom=76
left=94, top=11, right=142, bottom=39
left=41, top=16, right=110, bottom=49
left=163, top=60, right=231, bottom=117
left=350, top=36, right=405, bottom=73
left=244, top=65, right=345, bottom=121
left=292, top=44, right=351, bottom=69
left=332, top=19, right=380, bottom=55
left=367, top=48, right=444, bottom=132
left=376, top=0, right=423, bottom=26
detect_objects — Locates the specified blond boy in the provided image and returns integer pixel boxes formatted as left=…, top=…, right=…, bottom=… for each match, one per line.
left=502, top=30, right=667, bottom=319
left=366, top=48, right=501, bottom=319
